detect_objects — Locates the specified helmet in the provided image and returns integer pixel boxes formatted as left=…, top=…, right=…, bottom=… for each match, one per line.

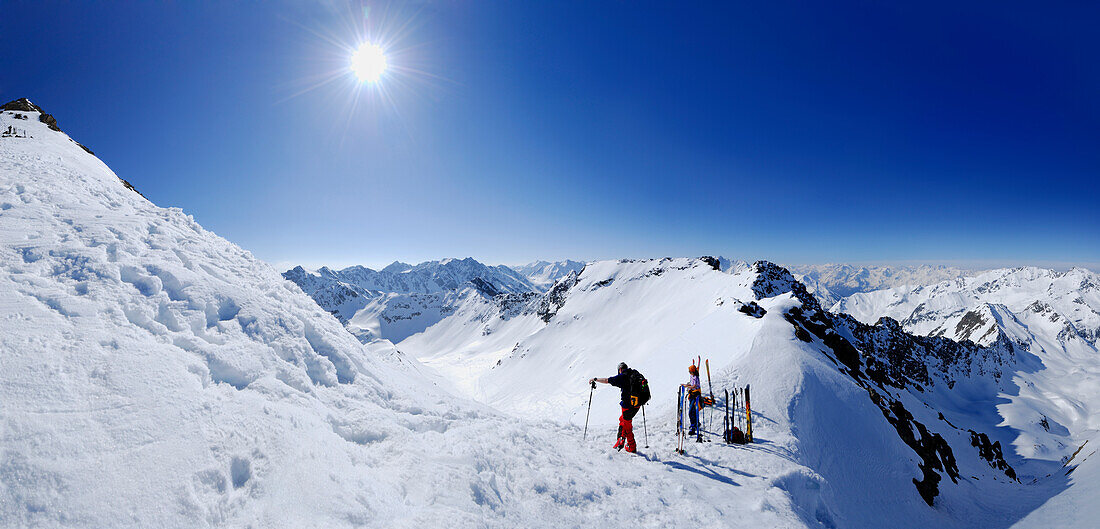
left=688, top=364, right=699, bottom=375
left=618, top=362, right=628, bottom=373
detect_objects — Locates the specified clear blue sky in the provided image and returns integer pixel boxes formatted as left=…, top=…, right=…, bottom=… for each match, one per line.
left=3, top=1, right=1097, bottom=270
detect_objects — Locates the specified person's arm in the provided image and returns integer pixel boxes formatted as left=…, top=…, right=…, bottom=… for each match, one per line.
left=591, top=377, right=610, bottom=384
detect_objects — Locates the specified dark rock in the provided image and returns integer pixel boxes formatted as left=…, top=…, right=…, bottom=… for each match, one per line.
left=469, top=277, right=503, bottom=298
left=39, top=113, right=60, bottom=131
left=2, top=99, right=62, bottom=132
left=537, top=270, right=580, bottom=323
left=750, top=261, right=822, bottom=311
left=794, top=325, right=813, bottom=342
left=73, top=140, right=95, bottom=155
left=118, top=178, right=145, bottom=198
left=738, top=301, right=767, bottom=318
left=969, top=430, right=1018, bottom=482
left=1, top=98, right=43, bottom=113
left=699, top=256, right=721, bottom=271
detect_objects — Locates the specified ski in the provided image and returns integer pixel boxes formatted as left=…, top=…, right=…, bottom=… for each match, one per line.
left=676, top=385, right=685, bottom=454
left=736, top=387, right=742, bottom=432
left=723, top=388, right=731, bottom=444
left=745, top=384, right=753, bottom=443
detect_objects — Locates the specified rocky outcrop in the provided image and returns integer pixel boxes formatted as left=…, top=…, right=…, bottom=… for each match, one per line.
left=761, top=261, right=1018, bottom=505
left=2, top=99, right=61, bottom=131
left=1, top=98, right=43, bottom=113
left=537, top=270, right=580, bottom=322
left=38, top=112, right=60, bottom=131
left=751, top=260, right=822, bottom=311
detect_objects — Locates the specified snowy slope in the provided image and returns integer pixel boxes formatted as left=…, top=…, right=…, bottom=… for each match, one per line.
left=789, top=263, right=973, bottom=307
left=404, top=258, right=1094, bottom=527
left=284, top=259, right=538, bottom=343
left=0, top=102, right=828, bottom=529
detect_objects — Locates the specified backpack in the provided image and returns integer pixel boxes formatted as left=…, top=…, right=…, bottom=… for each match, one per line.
left=628, top=369, right=651, bottom=408
left=726, top=426, right=746, bottom=444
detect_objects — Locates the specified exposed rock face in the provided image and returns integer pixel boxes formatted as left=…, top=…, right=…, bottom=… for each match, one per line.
left=38, top=112, right=60, bottom=131
left=118, top=177, right=143, bottom=196
left=537, top=270, right=580, bottom=322
left=1, top=98, right=44, bottom=113
left=2, top=99, right=61, bottom=131
left=751, top=260, right=822, bottom=311
left=738, top=301, right=766, bottom=318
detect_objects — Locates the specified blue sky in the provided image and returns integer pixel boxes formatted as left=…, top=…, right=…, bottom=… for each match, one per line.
left=3, top=1, right=1097, bottom=270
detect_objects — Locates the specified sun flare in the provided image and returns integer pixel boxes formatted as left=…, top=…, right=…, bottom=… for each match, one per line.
left=351, top=42, right=387, bottom=83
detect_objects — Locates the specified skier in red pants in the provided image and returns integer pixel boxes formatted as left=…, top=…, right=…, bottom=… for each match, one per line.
left=591, top=362, right=642, bottom=453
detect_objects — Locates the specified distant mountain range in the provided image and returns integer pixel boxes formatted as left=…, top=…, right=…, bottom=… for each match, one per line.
left=788, top=264, right=975, bottom=306
left=832, top=266, right=1099, bottom=464
left=284, top=258, right=586, bottom=342
left=510, top=260, right=586, bottom=290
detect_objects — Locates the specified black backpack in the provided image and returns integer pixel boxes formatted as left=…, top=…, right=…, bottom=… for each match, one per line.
left=628, top=369, right=651, bottom=407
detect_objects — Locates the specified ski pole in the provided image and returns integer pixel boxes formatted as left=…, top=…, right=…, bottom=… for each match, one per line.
left=641, top=404, right=649, bottom=448
left=583, top=379, right=595, bottom=440
left=706, top=359, right=714, bottom=401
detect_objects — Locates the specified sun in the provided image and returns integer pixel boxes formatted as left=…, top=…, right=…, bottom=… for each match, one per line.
left=350, top=42, right=387, bottom=83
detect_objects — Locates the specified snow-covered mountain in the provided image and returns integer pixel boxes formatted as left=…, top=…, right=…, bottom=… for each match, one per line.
left=313, top=258, right=536, bottom=295
left=3, top=101, right=829, bottom=528
left=512, top=259, right=586, bottom=290
left=284, top=258, right=539, bottom=343
left=402, top=257, right=1098, bottom=527
left=789, top=263, right=974, bottom=307
left=834, top=267, right=1099, bottom=347
left=834, top=267, right=1100, bottom=463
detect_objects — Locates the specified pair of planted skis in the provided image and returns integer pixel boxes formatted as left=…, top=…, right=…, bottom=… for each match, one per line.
left=722, top=385, right=752, bottom=444
left=675, top=385, right=702, bottom=454
left=676, top=386, right=686, bottom=454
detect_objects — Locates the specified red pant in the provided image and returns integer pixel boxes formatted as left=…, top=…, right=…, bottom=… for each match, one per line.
left=615, top=405, right=640, bottom=452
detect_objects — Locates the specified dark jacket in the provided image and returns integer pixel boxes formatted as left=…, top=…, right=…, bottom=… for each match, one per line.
left=608, top=370, right=637, bottom=408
